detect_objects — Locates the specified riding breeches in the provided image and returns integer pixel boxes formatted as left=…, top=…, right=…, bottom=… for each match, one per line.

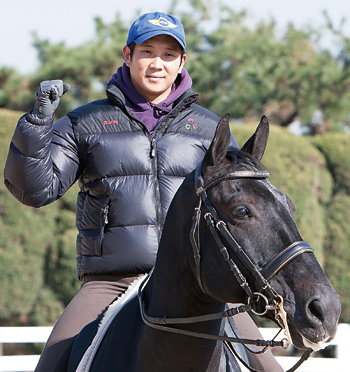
left=34, top=274, right=142, bottom=372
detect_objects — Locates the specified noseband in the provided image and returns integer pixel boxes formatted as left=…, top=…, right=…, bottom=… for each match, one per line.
left=139, top=161, right=314, bottom=372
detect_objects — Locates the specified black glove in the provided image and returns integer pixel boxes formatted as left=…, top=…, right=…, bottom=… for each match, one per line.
left=32, top=80, right=71, bottom=119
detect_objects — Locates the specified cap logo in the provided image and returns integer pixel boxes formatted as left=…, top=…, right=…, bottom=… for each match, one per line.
left=148, top=17, right=178, bottom=29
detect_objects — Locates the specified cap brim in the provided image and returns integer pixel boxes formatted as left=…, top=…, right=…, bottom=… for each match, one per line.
left=134, top=30, right=186, bottom=50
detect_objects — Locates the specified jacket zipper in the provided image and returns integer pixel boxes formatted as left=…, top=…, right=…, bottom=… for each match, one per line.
left=150, top=138, right=156, bottom=158
left=149, top=135, right=163, bottom=241
left=103, top=205, right=109, bottom=224
left=96, top=204, right=109, bottom=257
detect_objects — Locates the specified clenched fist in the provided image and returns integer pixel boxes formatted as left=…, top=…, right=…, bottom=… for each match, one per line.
left=32, top=80, right=71, bottom=119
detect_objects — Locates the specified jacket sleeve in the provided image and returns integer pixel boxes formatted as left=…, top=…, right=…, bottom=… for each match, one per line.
left=3, top=112, right=81, bottom=208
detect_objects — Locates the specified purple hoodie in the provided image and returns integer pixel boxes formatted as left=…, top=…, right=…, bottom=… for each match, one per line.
left=108, top=63, right=192, bottom=131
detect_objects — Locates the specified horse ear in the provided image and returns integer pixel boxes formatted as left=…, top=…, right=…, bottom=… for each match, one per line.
left=241, top=115, right=269, bottom=161
left=203, top=113, right=231, bottom=167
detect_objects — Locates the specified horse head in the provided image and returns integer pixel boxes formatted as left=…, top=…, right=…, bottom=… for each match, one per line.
left=195, top=114, right=341, bottom=351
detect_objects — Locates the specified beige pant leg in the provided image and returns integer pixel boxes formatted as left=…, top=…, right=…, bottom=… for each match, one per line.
left=34, top=275, right=140, bottom=372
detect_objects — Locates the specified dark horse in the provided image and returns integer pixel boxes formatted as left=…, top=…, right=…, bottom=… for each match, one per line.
left=67, top=115, right=341, bottom=372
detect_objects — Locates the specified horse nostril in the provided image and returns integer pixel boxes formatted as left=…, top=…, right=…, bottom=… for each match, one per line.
left=308, top=299, right=325, bottom=323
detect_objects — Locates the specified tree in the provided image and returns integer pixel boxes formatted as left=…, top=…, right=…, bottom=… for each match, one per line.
left=0, top=67, right=34, bottom=113
left=1, top=1, right=349, bottom=131
left=183, top=2, right=350, bottom=131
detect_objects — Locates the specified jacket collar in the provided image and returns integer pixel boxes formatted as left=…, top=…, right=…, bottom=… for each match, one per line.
left=106, top=83, right=199, bottom=121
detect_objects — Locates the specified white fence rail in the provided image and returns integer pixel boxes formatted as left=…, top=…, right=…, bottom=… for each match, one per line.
left=0, top=327, right=51, bottom=372
left=0, top=324, right=349, bottom=372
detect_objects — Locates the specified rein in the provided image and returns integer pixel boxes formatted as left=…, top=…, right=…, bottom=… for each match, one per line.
left=138, top=273, right=288, bottom=349
left=138, top=161, right=315, bottom=372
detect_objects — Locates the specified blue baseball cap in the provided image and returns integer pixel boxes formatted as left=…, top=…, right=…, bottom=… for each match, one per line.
left=126, top=12, right=186, bottom=50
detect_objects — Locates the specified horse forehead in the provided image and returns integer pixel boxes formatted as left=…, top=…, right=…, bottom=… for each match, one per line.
left=222, top=177, right=291, bottom=207
left=263, top=180, right=292, bottom=207
left=204, top=161, right=292, bottom=208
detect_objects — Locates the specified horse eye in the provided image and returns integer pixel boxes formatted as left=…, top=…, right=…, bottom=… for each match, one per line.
left=232, top=206, right=249, bottom=219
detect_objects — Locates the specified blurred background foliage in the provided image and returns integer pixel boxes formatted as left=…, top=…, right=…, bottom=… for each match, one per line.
left=1, top=0, right=350, bottom=132
left=0, top=0, right=349, bottom=329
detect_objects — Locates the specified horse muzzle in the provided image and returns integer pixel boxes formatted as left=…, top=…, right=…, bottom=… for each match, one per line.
left=287, top=290, right=341, bottom=350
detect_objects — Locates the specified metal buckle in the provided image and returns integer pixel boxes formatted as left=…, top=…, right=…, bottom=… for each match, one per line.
left=274, top=295, right=292, bottom=349
left=248, top=292, right=275, bottom=316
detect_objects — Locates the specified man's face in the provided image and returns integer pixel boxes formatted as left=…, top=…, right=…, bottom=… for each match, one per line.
left=123, top=35, right=186, bottom=104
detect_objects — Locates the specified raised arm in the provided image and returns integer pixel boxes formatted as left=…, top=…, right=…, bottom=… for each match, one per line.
left=4, top=80, right=80, bottom=207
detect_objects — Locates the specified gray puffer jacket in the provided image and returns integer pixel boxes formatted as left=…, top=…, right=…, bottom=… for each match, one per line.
left=4, top=84, right=238, bottom=279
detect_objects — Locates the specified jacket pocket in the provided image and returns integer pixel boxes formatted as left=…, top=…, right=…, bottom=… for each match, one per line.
left=77, top=193, right=110, bottom=257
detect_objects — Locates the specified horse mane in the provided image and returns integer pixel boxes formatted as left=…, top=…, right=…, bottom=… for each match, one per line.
left=229, top=147, right=269, bottom=173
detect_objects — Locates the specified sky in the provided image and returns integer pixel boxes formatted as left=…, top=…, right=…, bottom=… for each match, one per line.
left=1, top=0, right=349, bottom=75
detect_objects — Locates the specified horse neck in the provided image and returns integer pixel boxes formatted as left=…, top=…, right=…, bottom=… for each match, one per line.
left=141, top=251, right=227, bottom=372
left=145, top=178, right=226, bottom=318
left=147, top=263, right=226, bottom=319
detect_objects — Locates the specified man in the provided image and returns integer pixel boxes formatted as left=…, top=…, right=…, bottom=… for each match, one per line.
left=4, top=12, right=282, bottom=371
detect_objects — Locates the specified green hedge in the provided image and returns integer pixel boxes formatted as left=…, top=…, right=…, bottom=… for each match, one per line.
left=313, top=133, right=350, bottom=195
left=312, top=133, right=350, bottom=322
left=323, top=193, right=350, bottom=322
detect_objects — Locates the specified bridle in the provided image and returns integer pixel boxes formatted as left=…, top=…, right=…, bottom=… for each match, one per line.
left=139, top=161, right=314, bottom=372
left=191, top=161, right=314, bottom=316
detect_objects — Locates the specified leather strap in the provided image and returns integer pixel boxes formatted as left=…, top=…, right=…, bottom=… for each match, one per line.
left=261, top=242, right=314, bottom=281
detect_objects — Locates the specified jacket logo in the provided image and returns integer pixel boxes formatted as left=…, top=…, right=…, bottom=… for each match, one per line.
left=103, top=120, right=119, bottom=125
left=184, top=118, right=198, bottom=130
